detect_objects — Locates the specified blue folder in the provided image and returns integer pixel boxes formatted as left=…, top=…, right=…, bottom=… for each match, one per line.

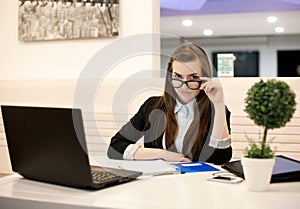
left=173, top=162, right=220, bottom=173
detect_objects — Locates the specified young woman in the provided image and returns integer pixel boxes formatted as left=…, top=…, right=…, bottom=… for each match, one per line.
left=107, top=43, right=232, bottom=165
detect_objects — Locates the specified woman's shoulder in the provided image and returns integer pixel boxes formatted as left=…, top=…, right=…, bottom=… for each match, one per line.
left=141, top=96, right=162, bottom=108
left=144, top=96, right=162, bottom=103
left=136, top=96, right=163, bottom=115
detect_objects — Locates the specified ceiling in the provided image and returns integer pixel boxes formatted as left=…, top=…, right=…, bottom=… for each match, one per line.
left=160, top=0, right=300, bottom=38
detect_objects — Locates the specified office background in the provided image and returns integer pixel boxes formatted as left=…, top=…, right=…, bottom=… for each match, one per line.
left=0, top=0, right=299, bottom=174
left=160, top=0, right=300, bottom=77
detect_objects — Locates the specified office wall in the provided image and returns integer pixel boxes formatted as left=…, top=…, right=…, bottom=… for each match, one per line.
left=0, top=0, right=160, bottom=173
left=0, top=0, right=160, bottom=80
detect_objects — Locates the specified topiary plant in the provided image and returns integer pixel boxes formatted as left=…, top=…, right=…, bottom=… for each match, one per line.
left=244, top=79, right=296, bottom=158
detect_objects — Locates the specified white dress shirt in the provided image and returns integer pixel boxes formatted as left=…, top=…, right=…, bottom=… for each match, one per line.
left=162, top=99, right=195, bottom=152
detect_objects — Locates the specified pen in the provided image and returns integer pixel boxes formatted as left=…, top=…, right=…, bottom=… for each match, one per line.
left=152, top=170, right=181, bottom=176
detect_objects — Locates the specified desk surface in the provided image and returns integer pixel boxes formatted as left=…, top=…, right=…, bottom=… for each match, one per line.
left=0, top=160, right=300, bottom=209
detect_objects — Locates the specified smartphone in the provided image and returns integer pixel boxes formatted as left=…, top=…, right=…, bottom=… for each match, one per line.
left=207, top=176, right=243, bottom=184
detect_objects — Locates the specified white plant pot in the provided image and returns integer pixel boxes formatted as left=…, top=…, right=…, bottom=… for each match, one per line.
left=241, top=156, right=275, bottom=192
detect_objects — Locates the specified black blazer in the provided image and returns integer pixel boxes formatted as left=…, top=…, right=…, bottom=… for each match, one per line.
left=107, top=96, right=232, bottom=165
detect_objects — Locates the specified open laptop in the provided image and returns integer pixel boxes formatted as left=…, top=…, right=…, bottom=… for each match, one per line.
left=1, top=105, right=142, bottom=190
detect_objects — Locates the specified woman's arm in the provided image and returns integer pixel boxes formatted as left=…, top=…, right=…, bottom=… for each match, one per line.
left=204, top=107, right=232, bottom=165
left=134, top=147, right=191, bottom=162
left=107, top=97, right=156, bottom=159
left=200, top=77, right=230, bottom=140
left=211, top=102, right=230, bottom=140
left=199, top=77, right=232, bottom=164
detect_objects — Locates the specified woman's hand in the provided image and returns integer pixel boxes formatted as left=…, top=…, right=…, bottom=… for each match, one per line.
left=200, top=77, right=224, bottom=104
left=161, top=150, right=192, bottom=162
left=134, top=147, right=192, bottom=162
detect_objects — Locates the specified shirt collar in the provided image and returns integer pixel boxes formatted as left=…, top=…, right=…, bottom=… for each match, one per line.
left=174, top=99, right=196, bottom=114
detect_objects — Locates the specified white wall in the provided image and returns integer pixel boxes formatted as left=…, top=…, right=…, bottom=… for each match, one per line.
left=0, top=0, right=160, bottom=80
left=0, top=0, right=160, bottom=173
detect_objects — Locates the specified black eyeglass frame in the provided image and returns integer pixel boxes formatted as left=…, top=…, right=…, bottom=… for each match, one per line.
left=169, top=78, right=203, bottom=90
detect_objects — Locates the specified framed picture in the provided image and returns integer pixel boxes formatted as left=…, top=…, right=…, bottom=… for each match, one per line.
left=18, top=0, right=119, bottom=41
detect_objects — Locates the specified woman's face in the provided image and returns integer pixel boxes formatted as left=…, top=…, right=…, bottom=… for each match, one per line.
left=171, top=60, right=202, bottom=104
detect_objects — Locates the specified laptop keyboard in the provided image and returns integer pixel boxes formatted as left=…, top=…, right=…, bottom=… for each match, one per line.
left=91, top=170, right=120, bottom=183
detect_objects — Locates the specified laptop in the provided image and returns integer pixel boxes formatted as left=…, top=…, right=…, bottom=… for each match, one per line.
left=222, top=155, right=300, bottom=183
left=1, top=105, right=142, bottom=190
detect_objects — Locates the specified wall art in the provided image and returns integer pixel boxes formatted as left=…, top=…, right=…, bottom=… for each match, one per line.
left=18, top=0, right=119, bottom=41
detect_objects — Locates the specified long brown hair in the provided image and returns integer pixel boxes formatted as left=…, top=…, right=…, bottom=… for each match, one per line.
left=155, top=43, right=212, bottom=161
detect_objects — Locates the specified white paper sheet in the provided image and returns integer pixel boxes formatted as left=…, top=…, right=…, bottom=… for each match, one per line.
left=89, top=155, right=177, bottom=177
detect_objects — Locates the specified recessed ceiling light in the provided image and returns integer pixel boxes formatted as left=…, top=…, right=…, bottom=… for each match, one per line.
left=182, top=19, right=193, bottom=27
left=203, top=29, right=214, bottom=36
left=275, top=27, right=285, bottom=33
left=267, top=16, right=277, bottom=23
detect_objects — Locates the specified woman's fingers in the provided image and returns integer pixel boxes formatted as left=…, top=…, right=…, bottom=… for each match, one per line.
left=162, top=150, right=192, bottom=162
left=181, top=157, right=192, bottom=162
left=199, top=77, right=224, bottom=104
left=200, top=77, right=215, bottom=92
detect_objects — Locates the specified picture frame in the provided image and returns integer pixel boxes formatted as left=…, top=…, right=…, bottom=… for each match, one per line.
left=18, top=0, right=119, bottom=42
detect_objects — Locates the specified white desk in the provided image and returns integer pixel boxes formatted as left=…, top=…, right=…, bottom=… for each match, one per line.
left=0, top=159, right=300, bottom=209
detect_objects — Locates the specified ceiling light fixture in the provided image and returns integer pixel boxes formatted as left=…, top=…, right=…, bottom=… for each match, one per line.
left=182, top=19, right=193, bottom=27
left=267, top=16, right=277, bottom=23
left=203, top=29, right=213, bottom=36
left=275, top=27, right=285, bottom=33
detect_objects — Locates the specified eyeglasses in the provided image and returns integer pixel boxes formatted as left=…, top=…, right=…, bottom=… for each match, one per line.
left=169, top=78, right=202, bottom=90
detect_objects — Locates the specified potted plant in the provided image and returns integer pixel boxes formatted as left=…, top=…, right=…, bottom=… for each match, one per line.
left=242, top=79, right=296, bottom=192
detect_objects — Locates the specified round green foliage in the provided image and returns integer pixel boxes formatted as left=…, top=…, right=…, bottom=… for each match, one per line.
left=245, top=79, right=296, bottom=130
left=244, top=79, right=296, bottom=158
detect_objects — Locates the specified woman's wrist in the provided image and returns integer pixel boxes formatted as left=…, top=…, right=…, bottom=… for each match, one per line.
left=133, top=147, right=191, bottom=162
left=211, top=101, right=229, bottom=139
left=134, top=147, right=166, bottom=160
left=212, top=100, right=225, bottom=108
